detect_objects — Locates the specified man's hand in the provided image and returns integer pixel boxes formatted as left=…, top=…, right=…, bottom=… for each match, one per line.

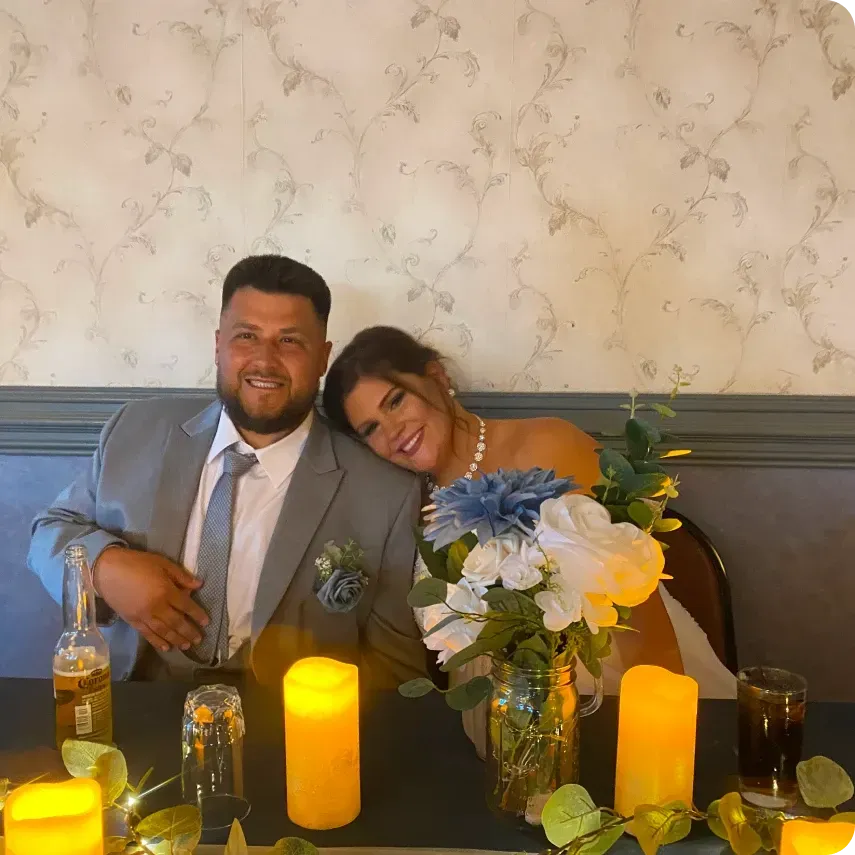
left=93, top=547, right=209, bottom=653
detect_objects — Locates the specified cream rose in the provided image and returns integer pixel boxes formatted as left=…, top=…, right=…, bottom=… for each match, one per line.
left=533, top=494, right=666, bottom=631
left=421, top=579, right=488, bottom=665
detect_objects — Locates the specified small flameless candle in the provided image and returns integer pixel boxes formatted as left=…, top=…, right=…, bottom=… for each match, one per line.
left=615, top=665, right=699, bottom=818
left=780, top=820, right=855, bottom=855
left=283, top=656, right=360, bottom=830
left=4, top=778, right=103, bottom=855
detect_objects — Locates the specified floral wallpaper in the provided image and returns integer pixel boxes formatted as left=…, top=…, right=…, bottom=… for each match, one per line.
left=0, top=0, right=854, bottom=392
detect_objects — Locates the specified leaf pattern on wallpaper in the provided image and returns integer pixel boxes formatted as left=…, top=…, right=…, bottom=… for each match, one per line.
left=800, top=1, right=855, bottom=100
left=1, top=0, right=855, bottom=389
left=781, top=109, right=855, bottom=375
left=248, top=0, right=480, bottom=213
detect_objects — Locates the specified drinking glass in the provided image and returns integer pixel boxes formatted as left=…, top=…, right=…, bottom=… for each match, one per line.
left=181, top=684, right=249, bottom=836
left=737, top=667, right=807, bottom=809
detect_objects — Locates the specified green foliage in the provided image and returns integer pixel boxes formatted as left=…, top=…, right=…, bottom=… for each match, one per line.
left=445, top=676, right=492, bottom=711
left=398, top=677, right=436, bottom=698
left=62, top=740, right=128, bottom=806
left=407, top=576, right=448, bottom=608
left=270, top=839, right=321, bottom=855
left=542, top=785, right=603, bottom=847
left=716, top=792, right=763, bottom=855
left=797, top=756, right=855, bottom=809
left=633, top=803, right=692, bottom=855
left=224, top=819, right=249, bottom=855
left=440, top=620, right=517, bottom=672
left=446, top=539, right=471, bottom=582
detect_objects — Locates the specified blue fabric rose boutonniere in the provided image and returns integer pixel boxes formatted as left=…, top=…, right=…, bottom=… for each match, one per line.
left=314, top=539, right=369, bottom=614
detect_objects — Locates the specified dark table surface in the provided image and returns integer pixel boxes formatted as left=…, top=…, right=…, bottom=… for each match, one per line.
left=0, top=679, right=853, bottom=852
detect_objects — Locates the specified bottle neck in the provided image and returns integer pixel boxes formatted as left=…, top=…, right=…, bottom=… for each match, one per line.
left=62, top=554, right=98, bottom=632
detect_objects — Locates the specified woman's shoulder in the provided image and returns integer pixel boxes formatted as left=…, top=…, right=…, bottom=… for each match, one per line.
left=497, top=417, right=601, bottom=490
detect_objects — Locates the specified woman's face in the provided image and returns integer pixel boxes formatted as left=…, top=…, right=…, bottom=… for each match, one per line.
left=343, top=371, right=453, bottom=474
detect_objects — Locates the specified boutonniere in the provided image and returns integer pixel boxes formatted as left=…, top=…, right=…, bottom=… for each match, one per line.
left=313, top=539, right=369, bottom=614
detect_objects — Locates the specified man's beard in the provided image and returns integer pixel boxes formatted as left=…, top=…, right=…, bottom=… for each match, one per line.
left=217, top=371, right=317, bottom=436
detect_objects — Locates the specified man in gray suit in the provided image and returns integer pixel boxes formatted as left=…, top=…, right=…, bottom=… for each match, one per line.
left=29, top=255, right=427, bottom=688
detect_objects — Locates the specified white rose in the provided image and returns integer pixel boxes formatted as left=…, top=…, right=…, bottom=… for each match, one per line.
left=462, top=534, right=543, bottom=592
left=421, top=579, right=487, bottom=665
left=533, top=493, right=666, bottom=628
left=534, top=581, right=582, bottom=631
left=499, top=541, right=544, bottom=591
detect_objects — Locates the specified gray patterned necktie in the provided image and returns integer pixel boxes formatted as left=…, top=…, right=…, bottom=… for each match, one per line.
left=191, top=446, right=258, bottom=665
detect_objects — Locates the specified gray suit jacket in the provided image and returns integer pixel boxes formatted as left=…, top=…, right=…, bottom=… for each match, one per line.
left=28, top=397, right=427, bottom=688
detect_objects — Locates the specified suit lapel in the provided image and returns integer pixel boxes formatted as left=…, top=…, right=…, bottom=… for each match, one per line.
left=147, top=401, right=221, bottom=562
left=251, top=416, right=343, bottom=641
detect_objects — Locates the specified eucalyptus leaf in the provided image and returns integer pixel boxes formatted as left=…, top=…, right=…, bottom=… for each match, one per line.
left=706, top=800, right=728, bottom=841
left=482, top=587, right=540, bottom=616
left=718, top=792, right=763, bottom=855
left=599, top=448, right=634, bottom=483
left=399, top=677, right=436, bottom=699
left=271, top=838, right=321, bottom=855
left=61, top=739, right=116, bottom=778
left=224, top=818, right=249, bottom=855
left=143, top=832, right=200, bottom=855
left=628, top=500, right=655, bottom=529
left=659, top=449, right=691, bottom=458
left=542, top=784, right=601, bottom=847
left=615, top=605, right=632, bottom=622
left=797, top=756, right=855, bottom=809
left=633, top=461, right=666, bottom=475
left=633, top=803, right=692, bottom=855
left=446, top=676, right=491, bottom=711
left=105, top=838, right=130, bottom=854
left=625, top=418, right=651, bottom=461
left=516, top=634, right=550, bottom=657
left=578, top=823, right=626, bottom=855
left=591, top=484, right=608, bottom=500
left=650, top=403, right=677, bottom=419
left=605, top=504, right=631, bottom=524
left=94, top=747, right=128, bottom=805
left=624, top=473, right=669, bottom=499
left=830, top=813, right=855, bottom=823
left=653, top=517, right=682, bottom=533
left=635, top=417, right=662, bottom=445
left=446, top=540, right=470, bottom=583
left=137, top=805, right=202, bottom=843
left=422, top=613, right=461, bottom=639
left=407, top=576, right=448, bottom=608
left=513, top=648, right=547, bottom=670
left=440, top=625, right=516, bottom=672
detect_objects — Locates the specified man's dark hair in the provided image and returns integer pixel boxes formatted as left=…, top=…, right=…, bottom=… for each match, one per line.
left=221, top=254, right=331, bottom=324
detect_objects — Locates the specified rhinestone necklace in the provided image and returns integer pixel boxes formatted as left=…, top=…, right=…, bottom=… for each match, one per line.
left=426, top=416, right=487, bottom=494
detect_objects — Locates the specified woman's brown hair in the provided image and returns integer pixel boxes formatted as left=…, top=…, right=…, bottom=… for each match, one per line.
left=322, top=326, right=447, bottom=435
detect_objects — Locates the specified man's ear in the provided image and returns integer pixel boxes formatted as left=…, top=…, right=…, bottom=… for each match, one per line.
left=321, top=340, right=333, bottom=375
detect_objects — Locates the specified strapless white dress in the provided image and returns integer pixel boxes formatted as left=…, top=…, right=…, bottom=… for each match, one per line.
left=413, top=556, right=736, bottom=757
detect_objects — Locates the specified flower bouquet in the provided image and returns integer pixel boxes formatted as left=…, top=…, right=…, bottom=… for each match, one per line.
left=401, top=390, right=691, bottom=825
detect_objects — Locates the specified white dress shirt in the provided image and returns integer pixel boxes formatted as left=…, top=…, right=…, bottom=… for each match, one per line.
left=181, top=407, right=313, bottom=658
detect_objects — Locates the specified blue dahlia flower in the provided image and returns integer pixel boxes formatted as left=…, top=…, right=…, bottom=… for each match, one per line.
left=423, top=467, right=576, bottom=549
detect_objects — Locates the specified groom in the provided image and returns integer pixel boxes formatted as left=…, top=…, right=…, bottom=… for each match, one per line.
left=28, top=255, right=427, bottom=688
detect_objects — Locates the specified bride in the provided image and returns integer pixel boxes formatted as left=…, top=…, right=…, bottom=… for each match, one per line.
left=323, top=326, right=735, bottom=747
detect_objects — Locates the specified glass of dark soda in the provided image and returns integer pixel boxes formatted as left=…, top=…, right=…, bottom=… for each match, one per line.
left=737, top=667, right=807, bottom=809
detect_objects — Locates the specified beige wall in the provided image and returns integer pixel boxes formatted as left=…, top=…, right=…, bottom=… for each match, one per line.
left=0, top=0, right=854, bottom=392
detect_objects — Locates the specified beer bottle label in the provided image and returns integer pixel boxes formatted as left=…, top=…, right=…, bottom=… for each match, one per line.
left=54, top=665, right=112, bottom=744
